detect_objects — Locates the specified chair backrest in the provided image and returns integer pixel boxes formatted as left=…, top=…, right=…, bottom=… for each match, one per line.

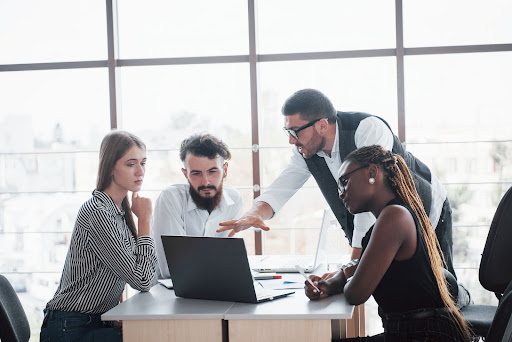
left=486, top=281, right=512, bottom=342
left=480, top=185, right=512, bottom=296
left=0, top=274, right=31, bottom=342
left=442, top=267, right=459, bottom=299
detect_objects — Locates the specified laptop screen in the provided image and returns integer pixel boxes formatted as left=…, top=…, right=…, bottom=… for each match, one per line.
left=248, top=208, right=336, bottom=273
left=161, top=235, right=294, bottom=303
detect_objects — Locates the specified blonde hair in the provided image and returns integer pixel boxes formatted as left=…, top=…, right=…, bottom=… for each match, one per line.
left=345, top=145, right=470, bottom=339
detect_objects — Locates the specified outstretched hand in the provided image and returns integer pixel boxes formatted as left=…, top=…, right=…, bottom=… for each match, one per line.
left=217, top=214, right=270, bottom=237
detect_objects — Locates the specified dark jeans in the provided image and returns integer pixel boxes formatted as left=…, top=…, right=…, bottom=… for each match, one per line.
left=334, top=311, right=465, bottom=342
left=40, top=309, right=122, bottom=342
left=382, top=312, right=465, bottom=342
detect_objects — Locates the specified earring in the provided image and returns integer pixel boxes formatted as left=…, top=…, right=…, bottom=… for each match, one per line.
left=369, top=177, right=375, bottom=184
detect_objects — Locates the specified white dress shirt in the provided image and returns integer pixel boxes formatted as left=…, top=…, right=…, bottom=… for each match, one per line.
left=152, top=183, right=244, bottom=278
left=256, top=116, right=428, bottom=248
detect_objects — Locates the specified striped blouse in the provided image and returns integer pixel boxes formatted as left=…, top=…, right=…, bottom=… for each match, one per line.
left=46, top=190, right=157, bottom=314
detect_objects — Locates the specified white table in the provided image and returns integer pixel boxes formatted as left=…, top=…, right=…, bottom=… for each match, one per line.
left=102, top=285, right=232, bottom=342
left=102, top=282, right=364, bottom=342
left=225, top=290, right=360, bottom=342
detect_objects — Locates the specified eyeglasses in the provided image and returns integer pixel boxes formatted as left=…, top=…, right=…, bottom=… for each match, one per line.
left=283, top=117, right=325, bottom=140
left=338, top=165, right=369, bottom=196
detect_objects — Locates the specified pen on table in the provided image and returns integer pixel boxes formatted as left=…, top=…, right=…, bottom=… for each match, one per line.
left=254, top=273, right=282, bottom=280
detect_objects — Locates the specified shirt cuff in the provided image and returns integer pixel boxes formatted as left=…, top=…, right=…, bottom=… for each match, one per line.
left=136, top=236, right=156, bottom=256
left=253, top=198, right=277, bottom=219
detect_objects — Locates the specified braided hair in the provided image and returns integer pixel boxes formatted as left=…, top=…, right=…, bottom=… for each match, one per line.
left=344, top=145, right=470, bottom=339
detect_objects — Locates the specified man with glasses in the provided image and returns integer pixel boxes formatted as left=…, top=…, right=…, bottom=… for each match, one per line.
left=218, top=88, right=470, bottom=306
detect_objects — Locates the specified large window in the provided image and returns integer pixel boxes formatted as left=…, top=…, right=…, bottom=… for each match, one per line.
left=256, top=0, right=396, bottom=53
left=0, top=1, right=107, bottom=64
left=1, top=0, right=511, bottom=340
left=117, top=0, right=249, bottom=58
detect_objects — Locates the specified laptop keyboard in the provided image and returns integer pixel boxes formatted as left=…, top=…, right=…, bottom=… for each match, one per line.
left=258, top=256, right=314, bottom=269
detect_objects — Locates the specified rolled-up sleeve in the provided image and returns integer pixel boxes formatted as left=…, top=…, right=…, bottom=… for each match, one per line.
left=256, top=147, right=311, bottom=216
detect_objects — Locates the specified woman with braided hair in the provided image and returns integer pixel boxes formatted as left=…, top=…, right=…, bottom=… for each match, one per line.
left=304, top=145, right=470, bottom=341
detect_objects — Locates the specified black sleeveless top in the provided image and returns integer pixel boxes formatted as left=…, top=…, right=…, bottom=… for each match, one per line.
left=361, top=198, right=444, bottom=314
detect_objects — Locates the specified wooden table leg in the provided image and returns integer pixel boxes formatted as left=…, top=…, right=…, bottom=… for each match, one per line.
left=229, top=319, right=332, bottom=342
left=332, top=304, right=366, bottom=339
left=122, top=319, right=224, bottom=342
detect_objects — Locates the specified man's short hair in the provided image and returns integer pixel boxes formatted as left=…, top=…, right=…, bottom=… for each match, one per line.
left=179, top=133, right=231, bottom=162
left=281, top=88, right=337, bottom=123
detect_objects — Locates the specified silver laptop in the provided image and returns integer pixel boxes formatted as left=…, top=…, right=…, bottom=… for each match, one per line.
left=248, top=208, right=336, bottom=273
left=161, top=235, right=295, bottom=303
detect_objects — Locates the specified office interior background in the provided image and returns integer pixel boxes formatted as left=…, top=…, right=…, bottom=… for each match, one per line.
left=1, top=0, right=512, bottom=340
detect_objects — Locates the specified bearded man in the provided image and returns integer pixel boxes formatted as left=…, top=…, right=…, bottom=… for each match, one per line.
left=152, top=133, right=243, bottom=279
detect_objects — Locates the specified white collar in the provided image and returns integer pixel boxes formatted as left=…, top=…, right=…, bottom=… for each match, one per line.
left=316, top=121, right=339, bottom=159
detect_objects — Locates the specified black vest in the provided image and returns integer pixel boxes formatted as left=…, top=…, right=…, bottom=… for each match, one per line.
left=305, top=111, right=433, bottom=244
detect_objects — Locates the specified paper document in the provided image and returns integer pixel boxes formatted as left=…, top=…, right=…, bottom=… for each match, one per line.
left=256, top=274, right=305, bottom=290
left=158, top=279, right=174, bottom=289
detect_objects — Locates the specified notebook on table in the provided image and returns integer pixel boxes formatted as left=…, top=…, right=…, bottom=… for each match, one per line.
left=248, top=208, right=335, bottom=273
left=161, top=235, right=295, bottom=303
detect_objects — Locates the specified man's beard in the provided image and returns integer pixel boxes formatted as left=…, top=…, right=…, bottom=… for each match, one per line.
left=189, top=182, right=223, bottom=213
left=298, top=134, right=326, bottom=159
